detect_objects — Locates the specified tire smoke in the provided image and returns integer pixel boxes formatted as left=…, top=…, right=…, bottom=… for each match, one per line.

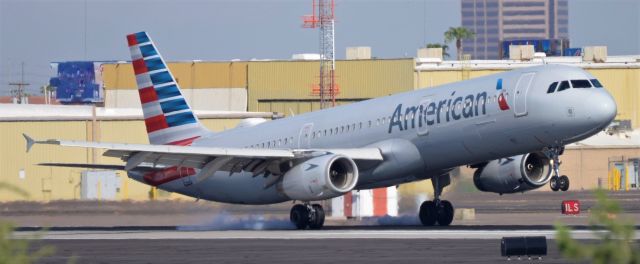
left=178, top=211, right=295, bottom=231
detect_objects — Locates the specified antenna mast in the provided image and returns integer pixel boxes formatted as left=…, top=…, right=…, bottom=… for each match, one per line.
left=303, top=0, right=337, bottom=109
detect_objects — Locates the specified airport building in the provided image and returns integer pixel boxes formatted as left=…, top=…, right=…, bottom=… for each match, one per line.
left=1, top=49, right=639, bottom=201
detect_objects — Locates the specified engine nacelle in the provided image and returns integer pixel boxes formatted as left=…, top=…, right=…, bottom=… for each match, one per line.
left=280, top=154, right=359, bottom=201
left=473, top=152, right=552, bottom=194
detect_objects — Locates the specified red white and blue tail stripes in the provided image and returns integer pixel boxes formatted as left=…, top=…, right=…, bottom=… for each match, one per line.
left=127, top=32, right=209, bottom=145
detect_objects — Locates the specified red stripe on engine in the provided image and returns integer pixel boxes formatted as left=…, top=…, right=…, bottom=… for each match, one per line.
left=143, top=166, right=197, bottom=186
left=126, top=34, right=138, bottom=46
left=138, top=86, right=158, bottom=104
left=132, top=59, right=148, bottom=75
left=167, top=136, right=201, bottom=146
left=145, top=115, right=169, bottom=133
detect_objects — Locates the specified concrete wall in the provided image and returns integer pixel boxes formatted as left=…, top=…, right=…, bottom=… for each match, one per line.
left=561, top=147, right=640, bottom=191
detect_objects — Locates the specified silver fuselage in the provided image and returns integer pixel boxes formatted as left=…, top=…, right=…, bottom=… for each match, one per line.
left=129, top=65, right=617, bottom=204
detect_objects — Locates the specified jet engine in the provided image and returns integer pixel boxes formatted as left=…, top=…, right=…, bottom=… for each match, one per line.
left=473, top=152, right=552, bottom=194
left=280, top=154, right=358, bottom=201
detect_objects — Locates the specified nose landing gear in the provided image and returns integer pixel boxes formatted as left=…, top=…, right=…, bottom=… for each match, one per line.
left=290, top=203, right=325, bottom=230
left=546, top=146, right=570, bottom=192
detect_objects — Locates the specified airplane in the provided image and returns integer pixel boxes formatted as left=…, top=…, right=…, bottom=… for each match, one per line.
left=24, top=32, right=617, bottom=229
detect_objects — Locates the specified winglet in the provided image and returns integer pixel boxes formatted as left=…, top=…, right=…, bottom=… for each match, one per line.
left=23, top=133, right=35, bottom=153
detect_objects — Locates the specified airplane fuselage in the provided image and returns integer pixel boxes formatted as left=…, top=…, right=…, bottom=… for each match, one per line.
left=128, top=64, right=616, bottom=204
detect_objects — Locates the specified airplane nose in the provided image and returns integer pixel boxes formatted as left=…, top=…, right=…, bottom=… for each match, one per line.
left=588, top=91, right=617, bottom=126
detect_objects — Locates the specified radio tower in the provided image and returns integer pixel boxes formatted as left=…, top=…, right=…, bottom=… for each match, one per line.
left=303, top=0, right=337, bottom=109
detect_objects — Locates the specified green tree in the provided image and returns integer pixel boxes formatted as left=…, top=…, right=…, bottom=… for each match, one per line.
left=444, top=27, right=475, bottom=60
left=0, top=182, right=56, bottom=264
left=555, top=189, right=640, bottom=264
left=426, top=43, right=450, bottom=59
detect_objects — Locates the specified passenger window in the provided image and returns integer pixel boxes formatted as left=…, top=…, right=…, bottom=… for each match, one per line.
left=571, top=79, right=592, bottom=88
left=590, top=79, right=603, bottom=88
left=547, top=82, right=558, bottom=93
left=557, top=81, right=570, bottom=92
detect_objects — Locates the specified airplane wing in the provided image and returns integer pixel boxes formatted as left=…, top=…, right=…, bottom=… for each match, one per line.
left=24, top=134, right=383, bottom=181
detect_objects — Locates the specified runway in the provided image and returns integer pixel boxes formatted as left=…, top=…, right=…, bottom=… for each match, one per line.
left=17, top=227, right=591, bottom=264
left=9, top=191, right=640, bottom=263
left=15, top=226, right=617, bottom=240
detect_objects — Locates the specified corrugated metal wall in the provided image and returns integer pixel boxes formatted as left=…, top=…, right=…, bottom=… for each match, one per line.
left=247, top=59, right=415, bottom=113
left=587, top=68, right=640, bottom=128
left=414, top=69, right=506, bottom=88
left=0, top=118, right=244, bottom=201
left=102, top=62, right=248, bottom=90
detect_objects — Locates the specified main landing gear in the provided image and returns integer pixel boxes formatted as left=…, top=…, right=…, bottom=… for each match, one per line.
left=419, top=174, right=454, bottom=226
left=290, top=203, right=325, bottom=229
left=546, top=146, right=570, bottom=192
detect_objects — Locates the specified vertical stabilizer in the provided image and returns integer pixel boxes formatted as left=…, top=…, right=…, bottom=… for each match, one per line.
left=126, top=32, right=209, bottom=145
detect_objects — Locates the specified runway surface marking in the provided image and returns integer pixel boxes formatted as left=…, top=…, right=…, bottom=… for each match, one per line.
left=14, top=229, right=626, bottom=240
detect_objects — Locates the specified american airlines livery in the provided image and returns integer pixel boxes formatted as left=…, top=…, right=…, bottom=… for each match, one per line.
left=24, top=32, right=617, bottom=229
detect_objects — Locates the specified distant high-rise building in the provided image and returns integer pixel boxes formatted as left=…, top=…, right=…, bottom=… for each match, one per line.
left=461, top=0, right=568, bottom=60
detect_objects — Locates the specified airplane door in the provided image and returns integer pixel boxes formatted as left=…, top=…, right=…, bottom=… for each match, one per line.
left=298, top=123, right=314, bottom=148
left=513, top=73, right=535, bottom=117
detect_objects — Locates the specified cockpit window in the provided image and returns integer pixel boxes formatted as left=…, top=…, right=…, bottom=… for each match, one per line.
left=547, top=82, right=558, bottom=94
left=557, top=81, right=570, bottom=92
left=571, top=79, right=592, bottom=88
left=590, top=79, right=603, bottom=88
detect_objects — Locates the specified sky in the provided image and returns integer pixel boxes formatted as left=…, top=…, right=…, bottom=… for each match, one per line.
left=0, top=0, right=639, bottom=96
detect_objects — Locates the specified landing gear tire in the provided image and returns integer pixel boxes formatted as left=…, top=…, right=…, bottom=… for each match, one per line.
left=419, top=200, right=454, bottom=226
left=290, top=203, right=325, bottom=230
left=558, top=175, right=570, bottom=192
left=436, top=200, right=454, bottom=226
left=419, top=201, right=437, bottom=226
left=550, top=176, right=560, bottom=192
left=290, top=204, right=309, bottom=229
left=308, top=204, right=325, bottom=230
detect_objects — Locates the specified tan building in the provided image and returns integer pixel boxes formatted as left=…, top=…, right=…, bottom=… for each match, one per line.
left=561, top=133, right=640, bottom=191
left=101, top=62, right=249, bottom=111
left=102, top=55, right=640, bottom=128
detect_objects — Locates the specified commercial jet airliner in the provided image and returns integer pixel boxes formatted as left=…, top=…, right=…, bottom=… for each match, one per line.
left=24, top=32, right=617, bottom=229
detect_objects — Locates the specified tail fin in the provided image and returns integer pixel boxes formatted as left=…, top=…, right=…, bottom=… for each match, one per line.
left=126, top=32, right=210, bottom=146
